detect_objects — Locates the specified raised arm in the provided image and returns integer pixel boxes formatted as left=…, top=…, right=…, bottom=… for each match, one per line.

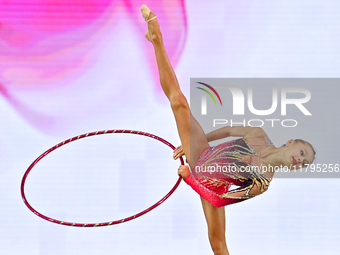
left=206, top=126, right=265, bottom=142
left=173, top=126, right=266, bottom=160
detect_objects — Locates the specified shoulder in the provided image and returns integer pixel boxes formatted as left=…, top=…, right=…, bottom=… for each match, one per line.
left=243, top=127, right=268, bottom=139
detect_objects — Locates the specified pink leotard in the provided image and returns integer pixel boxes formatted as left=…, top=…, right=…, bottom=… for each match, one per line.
left=185, top=135, right=273, bottom=207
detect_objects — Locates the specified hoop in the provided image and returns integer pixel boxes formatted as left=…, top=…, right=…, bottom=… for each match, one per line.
left=21, top=130, right=184, bottom=227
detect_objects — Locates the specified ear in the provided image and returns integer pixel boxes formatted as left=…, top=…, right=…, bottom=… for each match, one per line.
left=286, top=139, right=294, bottom=146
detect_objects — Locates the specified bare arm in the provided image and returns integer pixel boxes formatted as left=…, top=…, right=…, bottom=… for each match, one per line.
left=174, top=126, right=266, bottom=160
left=206, top=126, right=265, bottom=142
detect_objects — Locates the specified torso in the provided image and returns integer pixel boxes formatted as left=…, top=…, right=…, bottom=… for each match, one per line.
left=193, top=134, right=274, bottom=183
left=242, top=133, right=275, bottom=180
left=189, top=132, right=275, bottom=206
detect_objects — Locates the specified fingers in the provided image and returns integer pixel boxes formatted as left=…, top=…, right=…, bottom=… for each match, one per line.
left=174, top=146, right=182, bottom=151
left=178, top=165, right=190, bottom=180
left=177, top=165, right=185, bottom=175
left=173, top=151, right=182, bottom=160
left=173, top=146, right=182, bottom=154
left=174, top=153, right=184, bottom=160
left=173, top=145, right=184, bottom=160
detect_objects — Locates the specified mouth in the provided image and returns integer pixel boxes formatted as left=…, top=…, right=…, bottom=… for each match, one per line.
left=292, top=157, right=297, bottom=165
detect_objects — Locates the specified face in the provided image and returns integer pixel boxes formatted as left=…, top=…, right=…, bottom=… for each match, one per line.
left=284, top=140, right=315, bottom=170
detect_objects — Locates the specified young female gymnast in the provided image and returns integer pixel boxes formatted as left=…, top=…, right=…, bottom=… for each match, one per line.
left=140, top=5, right=316, bottom=255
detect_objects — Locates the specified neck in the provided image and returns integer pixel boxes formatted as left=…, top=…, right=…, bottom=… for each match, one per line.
left=260, top=146, right=287, bottom=168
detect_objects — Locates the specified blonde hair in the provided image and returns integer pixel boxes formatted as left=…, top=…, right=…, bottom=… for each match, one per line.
left=281, top=139, right=316, bottom=163
left=294, top=139, right=316, bottom=162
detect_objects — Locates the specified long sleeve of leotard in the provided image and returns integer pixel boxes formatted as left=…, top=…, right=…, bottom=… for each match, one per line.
left=184, top=172, right=268, bottom=208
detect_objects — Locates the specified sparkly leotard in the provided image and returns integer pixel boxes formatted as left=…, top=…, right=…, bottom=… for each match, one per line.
left=185, top=135, right=274, bottom=207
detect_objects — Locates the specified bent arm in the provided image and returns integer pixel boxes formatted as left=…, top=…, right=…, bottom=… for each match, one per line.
left=206, top=126, right=265, bottom=142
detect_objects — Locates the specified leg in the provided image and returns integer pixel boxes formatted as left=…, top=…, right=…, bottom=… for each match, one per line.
left=189, top=112, right=210, bottom=169
left=142, top=7, right=229, bottom=255
left=201, top=198, right=230, bottom=255
left=143, top=8, right=209, bottom=167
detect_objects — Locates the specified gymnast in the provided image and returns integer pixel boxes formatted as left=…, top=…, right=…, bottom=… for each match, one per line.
left=140, top=5, right=316, bottom=255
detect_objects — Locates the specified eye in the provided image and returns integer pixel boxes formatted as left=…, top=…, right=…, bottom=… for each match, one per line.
left=301, top=150, right=304, bottom=156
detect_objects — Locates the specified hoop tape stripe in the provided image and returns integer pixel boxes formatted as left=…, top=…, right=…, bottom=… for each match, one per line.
left=21, top=129, right=183, bottom=227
